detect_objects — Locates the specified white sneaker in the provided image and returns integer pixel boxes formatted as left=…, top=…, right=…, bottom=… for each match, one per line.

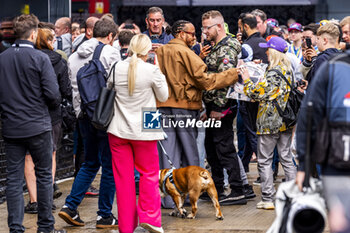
left=256, top=201, right=275, bottom=210
left=140, top=223, right=164, bottom=233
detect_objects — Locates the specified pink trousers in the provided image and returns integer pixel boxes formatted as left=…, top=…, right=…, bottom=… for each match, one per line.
left=108, top=134, right=161, bottom=233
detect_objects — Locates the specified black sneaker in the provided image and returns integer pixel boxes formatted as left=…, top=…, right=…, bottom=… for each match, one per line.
left=199, top=192, right=211, bottom=201
left=24, top=201, right=38, bottom=214
left=53, top=183, right=62, bottom=199
left=38, top=229, right=67, bottom=233
left=58, top=206, right=85, bottom=226
left=200, top=191, right=225, bottom=202
left=96, top=214, right=118, bottom=229
left=253, top=177, right=261, bottom=186
left=85, top=186, right=99, bottom=197
left=219, top=190, right=247, bottom=206
left=243, top=184, right=256, bottom=199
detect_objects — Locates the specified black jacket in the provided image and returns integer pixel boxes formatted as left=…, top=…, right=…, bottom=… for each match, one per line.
left=0, top=40, right=61, bottom=138
left=306, top=48, right=341, bottom=85
left=244, top=32, right=268, bottom=64
left=41, top=49, right=72, bottom=125
left=297, top=52, right=350, bottom=176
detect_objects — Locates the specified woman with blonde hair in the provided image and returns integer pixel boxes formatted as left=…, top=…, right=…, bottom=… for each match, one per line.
left=240, top=36, right=297, bottom=210
left=107, top=34, right=168, bottom=233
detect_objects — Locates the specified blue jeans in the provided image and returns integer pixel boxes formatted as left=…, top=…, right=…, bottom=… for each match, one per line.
left=65, top=117, right=115, bottom=217
left=134, top=168, right=140, bottom=182
left=5, top=131, right=54, bottom=233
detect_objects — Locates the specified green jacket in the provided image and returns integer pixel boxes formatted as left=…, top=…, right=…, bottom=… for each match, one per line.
left=203, top=35, right=241, bottom=111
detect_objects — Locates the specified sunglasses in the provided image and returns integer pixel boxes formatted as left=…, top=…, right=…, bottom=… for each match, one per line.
left=182, top=30, right=196, bottom=37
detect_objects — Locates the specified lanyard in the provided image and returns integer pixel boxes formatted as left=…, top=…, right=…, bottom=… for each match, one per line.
left=291, top=44, right=301, bottom=58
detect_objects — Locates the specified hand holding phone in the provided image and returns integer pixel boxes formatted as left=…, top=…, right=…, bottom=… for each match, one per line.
left=305, top=38, right=312, bottom=48
left=124, top=24, right=135, bottom=29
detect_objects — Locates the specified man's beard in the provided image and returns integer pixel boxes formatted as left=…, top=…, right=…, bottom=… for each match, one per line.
left=242, top=28, right=248, bottom=41
left=208, top=31, right=218, bottom=43
left=150, top=27, right=162, bottom=35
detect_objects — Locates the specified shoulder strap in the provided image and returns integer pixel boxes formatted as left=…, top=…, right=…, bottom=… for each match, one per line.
left=106, top=61, right=118, bottom=89
left=270, top=68, right=293, bottom=113
left=270, top=68, right=294, bottom=89
left=92, top=43, right=106, bottom=60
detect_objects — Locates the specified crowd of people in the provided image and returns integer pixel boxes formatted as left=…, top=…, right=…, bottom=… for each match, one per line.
left=0, top=5, right=350, bottom=233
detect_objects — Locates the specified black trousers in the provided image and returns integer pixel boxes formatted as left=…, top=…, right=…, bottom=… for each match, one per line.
left=239, top=101, right=259, bottom=172
left=5, top=131, right=54, bottom=233
left=205, top=107, right=243, bottom=193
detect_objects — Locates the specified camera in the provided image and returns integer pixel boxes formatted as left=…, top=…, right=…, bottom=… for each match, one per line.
left=296, top=79, right=306, bottom=87
left=305, top=38, right=312, bottom=48
left=124, top=24, right=135, bottom=29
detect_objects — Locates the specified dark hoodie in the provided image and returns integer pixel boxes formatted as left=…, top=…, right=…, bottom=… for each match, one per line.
left=41, top=49, right=72, bottom=125
left=306, top=48, right=341, bottom=85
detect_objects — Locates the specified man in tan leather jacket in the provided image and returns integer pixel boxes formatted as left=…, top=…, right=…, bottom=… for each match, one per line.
left=156, top=19, right=239, bottom=208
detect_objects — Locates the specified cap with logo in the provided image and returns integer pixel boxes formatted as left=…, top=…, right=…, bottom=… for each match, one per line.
left=267, top=18, right=279, bottom=28
left=288, top=23, right=303, bottom=32
left=259, top=36, right=288, bottom=53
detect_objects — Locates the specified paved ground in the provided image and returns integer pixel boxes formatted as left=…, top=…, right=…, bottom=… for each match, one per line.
left=0, top=164, right=329, bottom=233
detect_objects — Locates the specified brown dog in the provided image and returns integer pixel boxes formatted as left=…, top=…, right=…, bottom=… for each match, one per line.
left=159, top=166, right=224, bottom=220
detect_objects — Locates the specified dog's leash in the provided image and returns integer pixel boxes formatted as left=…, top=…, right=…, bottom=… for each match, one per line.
left=158, top=133, right=184, bottom=195
left=158, top=133, right=176, bottom=169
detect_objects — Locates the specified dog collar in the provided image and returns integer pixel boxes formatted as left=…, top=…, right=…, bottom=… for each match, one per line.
left=162, top=168, right=174, bottom=195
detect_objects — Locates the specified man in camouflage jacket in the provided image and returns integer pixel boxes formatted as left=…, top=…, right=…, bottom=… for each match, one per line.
left=201, top=10, right=248, bottom=205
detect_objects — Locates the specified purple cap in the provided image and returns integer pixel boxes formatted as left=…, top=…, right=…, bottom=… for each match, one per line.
left=288, top=23, right=302, bottom=32
left=259, top=37, right=288, bottom=53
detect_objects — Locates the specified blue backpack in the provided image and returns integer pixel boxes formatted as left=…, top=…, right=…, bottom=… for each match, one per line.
left=77, top=43, right=107, bottom=119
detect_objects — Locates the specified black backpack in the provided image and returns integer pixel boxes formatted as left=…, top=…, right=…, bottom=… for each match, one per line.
left=272, top=69, right=304, bottom=128
left=77, top=43, right=107, bottom=119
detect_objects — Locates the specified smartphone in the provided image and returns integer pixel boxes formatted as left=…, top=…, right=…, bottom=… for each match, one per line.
left=150, top=35, right=159, bottom=43
left=146, top=51, right=156, bottom=64
left=124, top=24, right=135, bottom=29
left=306, top=38, right=312, bottom=48
left=203, top=40, right=212, bottom=50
